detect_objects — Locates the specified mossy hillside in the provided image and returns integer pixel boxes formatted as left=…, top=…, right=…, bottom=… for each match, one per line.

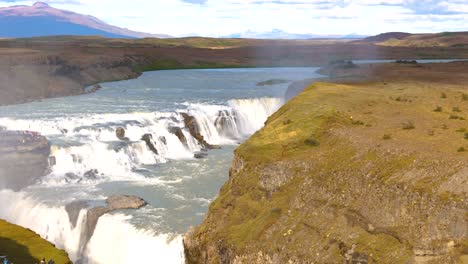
left=185, top=81, right=468, bottom=263
left=0, top=219, right=72, bottom=264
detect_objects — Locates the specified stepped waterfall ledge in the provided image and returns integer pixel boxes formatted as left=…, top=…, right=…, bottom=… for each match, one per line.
left=0, top=67, right=319, bottom=263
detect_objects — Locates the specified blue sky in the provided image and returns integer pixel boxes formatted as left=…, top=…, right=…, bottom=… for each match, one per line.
left=0, top=0, right=467, bottom=36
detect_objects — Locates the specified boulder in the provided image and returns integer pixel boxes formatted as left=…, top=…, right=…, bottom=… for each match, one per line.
left=194, top=152, right=208, bottom=159
left=115, top=127, right=128, bottom=141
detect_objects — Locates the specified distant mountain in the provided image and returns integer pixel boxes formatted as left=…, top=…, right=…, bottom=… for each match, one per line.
left=363, top=32, right=412, bottom=42
left=223, top=29, right=367, bottom=39
left=0, top=2, right=170, bottom=38
left=362, top=31, right=468, bottom=47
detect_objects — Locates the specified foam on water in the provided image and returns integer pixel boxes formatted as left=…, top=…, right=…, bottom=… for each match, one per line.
left=0, top=190, right=184, bottom=264
left=0, top=97, right=282, bottom=186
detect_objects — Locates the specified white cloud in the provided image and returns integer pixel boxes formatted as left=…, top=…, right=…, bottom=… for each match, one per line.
left=0, top=0, right=467, bottom=36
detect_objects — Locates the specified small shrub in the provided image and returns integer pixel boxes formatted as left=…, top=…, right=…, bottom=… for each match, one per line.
left=453, top=107, right=461, bottom=112
left=283, top=119, right=292, bottom=125
left=382, top=134, right=392, bottom=140
left=465, top=133, right=468, bottom=140
left=427, top=130, right=435, bottom=136
left=352, top=120, right=365, bottom=126
left=462, top=93, right=468, bottom=101
left=271, top=208, right=282, bottom=214
left=441, top=92, right=447, bottom=99
left=442, top=124, right=449, bottom=129
left=457, top=147, right=466, bottom=152
left=455, top=128, right=466, bottom=133
left=402, top=121, right=415, bottom=130
left=304, top=138, right=320, bottom=147
left=433, top=106, right=443, bottom=112
left=449, top=115, right=465, bottom=120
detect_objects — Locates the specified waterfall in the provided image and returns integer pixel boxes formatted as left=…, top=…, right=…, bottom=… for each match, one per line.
left=0, top=97, right=282, bottom=186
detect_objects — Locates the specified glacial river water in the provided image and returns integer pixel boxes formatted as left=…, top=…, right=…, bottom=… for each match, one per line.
left=0, top=67, right=322, bottom=263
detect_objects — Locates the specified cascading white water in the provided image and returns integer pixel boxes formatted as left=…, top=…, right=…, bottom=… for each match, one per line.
left=0, top=97, right=282, bottom=186
left=0, top=66, right=321, bottom=264
left=0, top=190, right=185, bottom=264
left=0, top=97, right=282, bottom=263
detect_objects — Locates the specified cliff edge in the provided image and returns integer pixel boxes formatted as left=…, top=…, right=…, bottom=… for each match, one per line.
left=184, top=62, right=468, bottom=263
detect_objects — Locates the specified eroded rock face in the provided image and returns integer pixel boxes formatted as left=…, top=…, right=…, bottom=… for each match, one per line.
left=65, top=195, right=147, bottom=257
left=0, top=131, right=50, bottom=190
left=141, top=133, right=158, bottom=155
left=169, top=126, right=188, bottom=148
left=181, top=113, right=220, bottom=150
left=184, top=78, right=468, bottom=264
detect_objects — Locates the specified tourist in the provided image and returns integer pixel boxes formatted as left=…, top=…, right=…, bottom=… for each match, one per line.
left=40, top=258, right=46, bottom=264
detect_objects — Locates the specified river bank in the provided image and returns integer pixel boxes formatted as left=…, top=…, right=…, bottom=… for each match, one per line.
left=184, top=61, right=468, bottom=263
left=0, top=219, right=72, bottom=264
left=1, top=36, right=468, bottom=106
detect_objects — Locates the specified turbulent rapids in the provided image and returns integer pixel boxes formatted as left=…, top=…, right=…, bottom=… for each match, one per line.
left=0, top=98, right=281, bottom=185
left=0, top=67, right=320, bottom=264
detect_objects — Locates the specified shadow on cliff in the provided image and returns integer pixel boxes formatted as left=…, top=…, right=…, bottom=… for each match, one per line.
left=0, top=237, right=40, bottom=263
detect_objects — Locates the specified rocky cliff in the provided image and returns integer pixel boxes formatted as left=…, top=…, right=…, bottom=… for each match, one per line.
left=184, top=63, right=468, bottom=263
left=0, top=131, right=50, bottom=190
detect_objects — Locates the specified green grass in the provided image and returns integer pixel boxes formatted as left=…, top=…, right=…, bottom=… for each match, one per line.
left=187, top=81, right=468, bottom=263
left=0, top=220, right=71, bottom=264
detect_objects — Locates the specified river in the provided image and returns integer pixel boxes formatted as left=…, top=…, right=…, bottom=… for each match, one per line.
left=0, top=67, right=322, bottom=263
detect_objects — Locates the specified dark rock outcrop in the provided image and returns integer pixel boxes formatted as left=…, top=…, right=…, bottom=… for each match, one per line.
left=181, top=113, right=220, bottom=150
left=115, top=127, right=128, bottom=141
left=169, top=126, right=188, bottom=148
left=141, top=133, right=158, bottom=155
left=194, top=152, right=208, bottom=159
left=0, top=131, right=50, bottom=190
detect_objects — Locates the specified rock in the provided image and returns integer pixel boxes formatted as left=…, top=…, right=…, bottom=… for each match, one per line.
left=169, top=126, right=188, bottom=147
left=181, top=113, right=221, bottom=150
left=115, top=127, right=128, bottom=141
left=83, top=169, right=99, bottom=180
left=194, top=152, right=208, bottom=159
left=141, top=133, right=158, bottom=155
left=86, top=84, right=102, bottom=94
left=106, top=195, right=147, bottom=210
left=0, top=131, right=50, bottom=190
left=256, top=79, right=289, bottom=86
left=66, top=195, right=147, bottom=256
left=159, top=136, right=167, bottom=145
